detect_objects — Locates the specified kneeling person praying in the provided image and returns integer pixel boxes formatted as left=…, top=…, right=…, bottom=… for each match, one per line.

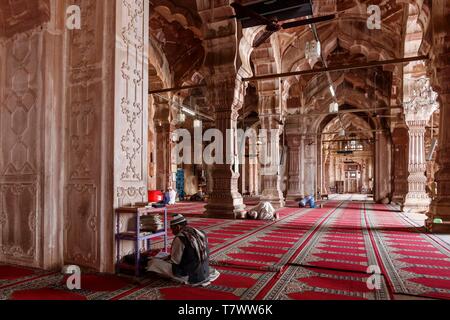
left=147, top=214, right=220, bottom=286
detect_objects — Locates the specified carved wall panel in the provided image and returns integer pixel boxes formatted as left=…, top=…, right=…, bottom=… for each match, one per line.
left=64, top=0, right=115, bottom=272
left=0, top=183, right=38, bottom=265
left=64, top=184, right=98, bottom=268
left=0, top=30, right=43, bottom=268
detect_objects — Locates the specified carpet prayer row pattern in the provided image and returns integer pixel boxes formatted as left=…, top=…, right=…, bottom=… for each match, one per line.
left=1, top=200, right=449, bottom=300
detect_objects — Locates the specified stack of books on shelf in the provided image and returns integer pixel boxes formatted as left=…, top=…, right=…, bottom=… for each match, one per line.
left=140, top=215, right=164, bottom=233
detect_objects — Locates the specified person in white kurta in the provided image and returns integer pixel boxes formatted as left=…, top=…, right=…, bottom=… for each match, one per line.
left=165, top=187, right=177, bottom=205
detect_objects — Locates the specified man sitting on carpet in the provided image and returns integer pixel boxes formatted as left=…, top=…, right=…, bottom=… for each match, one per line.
left=147, top=214, right=220, bottom=286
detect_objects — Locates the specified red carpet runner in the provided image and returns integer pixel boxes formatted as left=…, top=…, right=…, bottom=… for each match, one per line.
left=1, top=200, right=450, bottom=300
left=365, top=203, right=450, bottom=299
left=291, top=202, right=379, bottom=273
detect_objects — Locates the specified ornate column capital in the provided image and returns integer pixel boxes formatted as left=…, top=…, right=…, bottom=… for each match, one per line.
left=204, top=72, right=247, bottom=218
left=286, top=134, right=301, bottom=148
left=404, top=77, right=439, bottom=123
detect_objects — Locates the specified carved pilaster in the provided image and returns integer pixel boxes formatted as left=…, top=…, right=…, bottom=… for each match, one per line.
left=286, top=135, right=302, bottom=200
left=391, top=127, right=409, bottom=204
left=113, top=0, right=149, bottom=207
left=155, top=119, right=175, bottom=191
left=425, top=2, right=450, bottom=230
left=0, top=1, right=66, bottom=270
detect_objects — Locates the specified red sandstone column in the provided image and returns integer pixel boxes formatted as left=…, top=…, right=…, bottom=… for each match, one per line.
left=286, top=135, right=302, bottom=200
left=259, top=115, right=285, bottom=208
left=427, top=91, right=450, bottom=229
left=391, top=126, right=409, bottom=204
left=421, top=1, right=450, bottom=230
left=204, top=76, right=246, bottom=219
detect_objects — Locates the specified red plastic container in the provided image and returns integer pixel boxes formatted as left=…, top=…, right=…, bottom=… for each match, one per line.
left=148, top=190, right=163, bottom=203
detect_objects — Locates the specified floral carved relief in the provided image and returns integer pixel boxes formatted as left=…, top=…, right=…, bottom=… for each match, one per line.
left=117, top=0, right=146, bottom=183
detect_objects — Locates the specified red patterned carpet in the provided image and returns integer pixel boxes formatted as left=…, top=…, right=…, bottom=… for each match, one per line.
left=1, top=200, right=450, bottom=300
left=365, top=203, right=450, bottom=299
left=292, top=202, right=378, bottom=273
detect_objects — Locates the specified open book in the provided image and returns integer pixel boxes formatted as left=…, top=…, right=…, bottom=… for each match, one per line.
left=154, top=251, right=170, bottom=259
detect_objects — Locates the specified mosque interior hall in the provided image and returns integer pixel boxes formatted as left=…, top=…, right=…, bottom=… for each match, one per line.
left=0, top=0, right=450, bottom=301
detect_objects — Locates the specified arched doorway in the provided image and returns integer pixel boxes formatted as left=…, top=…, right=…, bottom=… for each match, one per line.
left=318, top=112, right=375, bottom=198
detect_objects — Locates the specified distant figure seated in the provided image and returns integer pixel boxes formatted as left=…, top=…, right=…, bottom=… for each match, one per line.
left=165, top=187, right=177, bottom=205
left=190, top=190, right=205, bottom=202
left=299, top=195, right=316, bottom=208
left=147, top=214, right=220, bottom=286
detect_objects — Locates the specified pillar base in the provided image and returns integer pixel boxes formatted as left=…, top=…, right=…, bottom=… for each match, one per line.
left=425, top=199, right=450, bottom=233
left=205, top=195, right=247, bottom=219
left=391, top=194, right=405, bottom=205
left=402, top=194, right=431, bottom=213
left=260, top=191, right=285, bottom=209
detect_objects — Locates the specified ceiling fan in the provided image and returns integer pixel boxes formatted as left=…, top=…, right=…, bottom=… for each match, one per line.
left=231, top=1, right=336, bottom=48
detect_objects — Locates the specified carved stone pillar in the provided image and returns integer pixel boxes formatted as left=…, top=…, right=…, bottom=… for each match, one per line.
left=240, top=159, right=247, bottom=194
left=392, top=127, right=409, bottom=204
left=113, top=0, right=149, bottom=207
left=205, top=76, right=246, bottom=219
left=148, top=96, right=156, bottom=190
left=155, top=120, right=175, bottom=191
left=259, top=115, right=285, bottom=208
left=426, top=14, right=450, bottom=229
left=427, top=90, right=450, bottom=229
left=248, top=157, right=254, bottom=195
left=0, top=0, right=65, bottom=270
left=375, top=132, right=392, bottom=202
left=405, top=0, right=450, bottom=229
left=403, top=78, right=438, bottom=213
left=255, top=159, right=260, bottom=196
left=403, top=121, right=431, bottom=212
left=286, top=135, right=302, bottom=200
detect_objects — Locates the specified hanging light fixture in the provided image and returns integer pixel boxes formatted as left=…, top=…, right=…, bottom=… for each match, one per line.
left=193, top=119, right=202, bottom=128
left=305, top=40, right=321, bottom=66
left=177, top=109, right=186, bottom=123
left=329, top=102, right=339, bottom=113
left=339, top=129, right=346, bottom=137
left=329, top=85, right=336, bottom=98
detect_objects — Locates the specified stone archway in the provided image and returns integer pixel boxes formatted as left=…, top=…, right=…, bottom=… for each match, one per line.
left=317, top=113, right=375, bottom=197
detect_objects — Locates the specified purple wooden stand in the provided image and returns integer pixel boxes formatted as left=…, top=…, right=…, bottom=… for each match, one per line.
left=115, top=206, right=168, bottom=277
